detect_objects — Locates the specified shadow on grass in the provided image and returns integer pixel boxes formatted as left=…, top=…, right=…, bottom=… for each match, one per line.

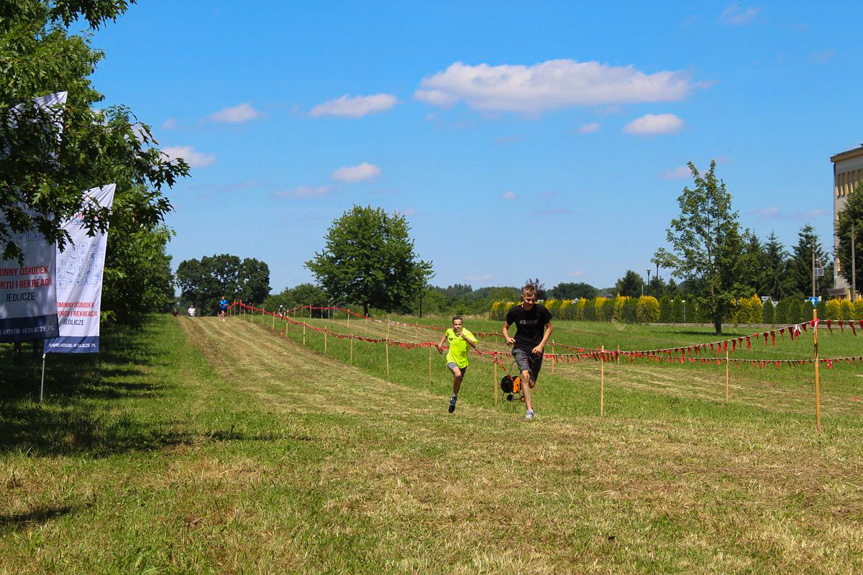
left=0, top=503, right=92, bottom=535
left=0, top=318, right=192, bottom=457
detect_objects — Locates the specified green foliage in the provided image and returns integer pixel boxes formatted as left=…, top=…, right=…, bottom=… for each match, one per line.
left=306, top=205, right=432, bottom=316
left=672, top=296, right=684, bottom=323
left=658, top=295, right=672, bottom=323
left=787, top=225, right=832, bottom=299
left=102, top=225, right=174, bottom=325
left=803, top=300, right=814, bottom=322
left=762, top=299, right=774, bottom=324
left=816, top=299, right=828, bottom=320
left=0, top=0, right=187, bottom=263
left=654, top=161, right=747, bottom=334
left=615, top=270, right=644, bottom=298
left=550, top=281, right=597, bottom=300
left=774, top=299, right=789, bottom=325
left=788, top=298, right=803, bottom=324
left=176, top=254, right=271, bottom=314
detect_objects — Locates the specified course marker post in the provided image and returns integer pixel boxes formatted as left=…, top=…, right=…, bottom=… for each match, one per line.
left=814, top=309, right=821, bottom=432
left=600, top=345, right=605, bottom=417
left=725, top=345, right=730, bottom=403
left=350, top=336, right=353, bottom=363
left=272, top=312, right=275, bottom=331
left=428, top=345, right=432, bottom=386
left=551, top=341, right=555, bottom=374
left=303, top=320, right=306, bottom=346
left=386, top=318, right=391, bottom=379
left=494, top=357, right=498, bottom=406
left=324, top=329, right=327, bottom=354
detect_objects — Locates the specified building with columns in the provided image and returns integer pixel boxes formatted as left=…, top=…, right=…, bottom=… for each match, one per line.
left=831, top=145, right=863, bottom=299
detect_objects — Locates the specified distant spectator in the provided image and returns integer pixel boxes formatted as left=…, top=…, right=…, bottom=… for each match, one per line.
left=188, top=305, right=196, bottom=317
left=172, top=308, right=179, bottom=317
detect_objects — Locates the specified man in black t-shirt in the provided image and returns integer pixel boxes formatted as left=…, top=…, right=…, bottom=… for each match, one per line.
left=503, top=284, right=553, bottom=420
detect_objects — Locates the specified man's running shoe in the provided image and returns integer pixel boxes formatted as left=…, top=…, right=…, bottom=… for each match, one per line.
left=448, top=395, right=457, bottom=413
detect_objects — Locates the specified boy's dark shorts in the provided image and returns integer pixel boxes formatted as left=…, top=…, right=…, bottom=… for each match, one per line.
left=512, top=347, right=542, bottom=382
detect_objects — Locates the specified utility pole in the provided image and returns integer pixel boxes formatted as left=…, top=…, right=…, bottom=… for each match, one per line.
left=812, top=239, right=817, bottom=299
left=646, top=269, right=651, bottom=296
left=852, top=223, right=857, bottom=302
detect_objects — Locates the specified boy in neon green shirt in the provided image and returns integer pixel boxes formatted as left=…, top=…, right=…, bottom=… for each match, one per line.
left=436, top=315, right=478, bottom=413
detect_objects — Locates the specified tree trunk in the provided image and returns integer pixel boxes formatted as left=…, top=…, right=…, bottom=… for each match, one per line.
left=714, top=317, right=722, bottom=336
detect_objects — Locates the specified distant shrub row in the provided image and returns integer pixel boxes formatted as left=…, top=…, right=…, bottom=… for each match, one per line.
left=489, top=295, right=863, bottom=324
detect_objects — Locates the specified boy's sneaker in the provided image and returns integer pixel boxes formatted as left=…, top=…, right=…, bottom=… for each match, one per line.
left=525, top=409, right=534, bottom=420
left=448, top=395, right=457, bottom=413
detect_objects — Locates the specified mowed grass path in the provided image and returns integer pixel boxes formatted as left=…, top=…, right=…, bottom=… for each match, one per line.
left=2, top=315, right=863, bottom=573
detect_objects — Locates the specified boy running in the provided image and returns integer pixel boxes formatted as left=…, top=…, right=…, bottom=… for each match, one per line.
left=502, top=284, right=553, bottom=420
left=219, top=296, right=229, bottom=321
left=436, top=315, right=478, bottom=413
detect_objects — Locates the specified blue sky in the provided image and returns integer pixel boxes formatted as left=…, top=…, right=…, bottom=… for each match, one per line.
left=89, top=1, right=863, bottom=293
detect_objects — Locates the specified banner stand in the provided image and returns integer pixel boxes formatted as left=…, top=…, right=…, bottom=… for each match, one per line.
left=39, top=353, right=46, bottom=404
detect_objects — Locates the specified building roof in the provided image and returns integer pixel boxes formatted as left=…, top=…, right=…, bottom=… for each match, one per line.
left=831, top=146, right=863, bottom=163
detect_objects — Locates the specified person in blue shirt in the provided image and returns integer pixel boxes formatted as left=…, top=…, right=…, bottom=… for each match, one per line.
left=219, top=296, right=229, bottom=321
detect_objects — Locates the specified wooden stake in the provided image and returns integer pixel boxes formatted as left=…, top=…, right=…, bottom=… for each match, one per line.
left=494, top=358, right=498, bottom=406
left=272, top=312, right=275, bottom=331
left=814, top=309, right=821, bottom=432
left=725, top=345, right=730, bottom=403
left=303, top=321, right=306, bottom=346
left=350, top=336, right=354, bottom=363
left=324, top=330, right=327, bottom=354
left=386, top=318, right=391, bottom=379
left=600, top=345, right=605, bottom=417
left=551, top=341, right=555, bottom=375
left=428, top=345, right=432, bottom=386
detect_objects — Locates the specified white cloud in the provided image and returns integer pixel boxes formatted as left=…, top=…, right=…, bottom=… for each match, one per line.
left=566, top=270, right=585, bottom=278
left=414, top=60, right=695, bottom=113
left=660, top=165, right=692, bottom=179
left=578, top=122, right=600, bottom=134
left=310, top=94, right=398, bottom=118
left=750, top=207, right=780, bottom=217
left=273, top=186, right=332, bottom=198
left=502, top=191, right=517, bottom=200
left=208, top=103, right=264, bottom=123
left=720, top=4, right=761, bottom=26
left=466, top=274, right=493, bottom=282
left=162, top=117, right=178, bottom=130
left=331, top=162, right=381, bottom=183
left=394, top=208, right=415, bottom=216
left=623, top=113, right=684, bottom=135
left=161, top=145, right=215, bottom=168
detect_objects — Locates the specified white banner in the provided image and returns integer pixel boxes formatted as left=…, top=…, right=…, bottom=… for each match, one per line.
left=44, top=184, right=116, bottom=353
left=0, top=225, right=59, bottom=342
left=0, top=92, right=68, bottom=342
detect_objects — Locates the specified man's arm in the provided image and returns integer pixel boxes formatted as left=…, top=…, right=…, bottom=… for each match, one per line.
left=436, top=333, right=447, bottom=353
left=502, top=322, right=515, bottom=346
left=532, top=321, right=554, bottom=355
left=463, top=330, right=478, bottom=349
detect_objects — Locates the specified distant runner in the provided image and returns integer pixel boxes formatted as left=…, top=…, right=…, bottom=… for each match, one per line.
left=436, top=315, right=477, bottom=413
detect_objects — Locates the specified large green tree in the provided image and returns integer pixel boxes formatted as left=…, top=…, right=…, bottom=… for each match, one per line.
left=306, top=205, right=433, bottom=316
left=102, top=225, right=174, bottom=325
left=614, top=270, right=644, bottom=298
left=176, top=254, right=271, bottom=315
left=654, top=161, right=746, bottom=335
left=550, top=282, right=598, bottom=300
left=1, top=0, right=188, bottom=325
left=835, top=182, right=863, bottom=296
left=787, top=224, right=833, bottom=299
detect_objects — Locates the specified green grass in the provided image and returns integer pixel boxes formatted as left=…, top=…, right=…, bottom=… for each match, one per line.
left=2, top=313, right=863, bottom=573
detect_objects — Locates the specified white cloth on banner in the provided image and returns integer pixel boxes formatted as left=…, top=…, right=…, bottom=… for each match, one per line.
left=44, top=184, right=116, bottom=353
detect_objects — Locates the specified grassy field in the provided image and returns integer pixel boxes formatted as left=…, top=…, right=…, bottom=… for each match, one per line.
left=2, top=313, right=863, bottom=573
